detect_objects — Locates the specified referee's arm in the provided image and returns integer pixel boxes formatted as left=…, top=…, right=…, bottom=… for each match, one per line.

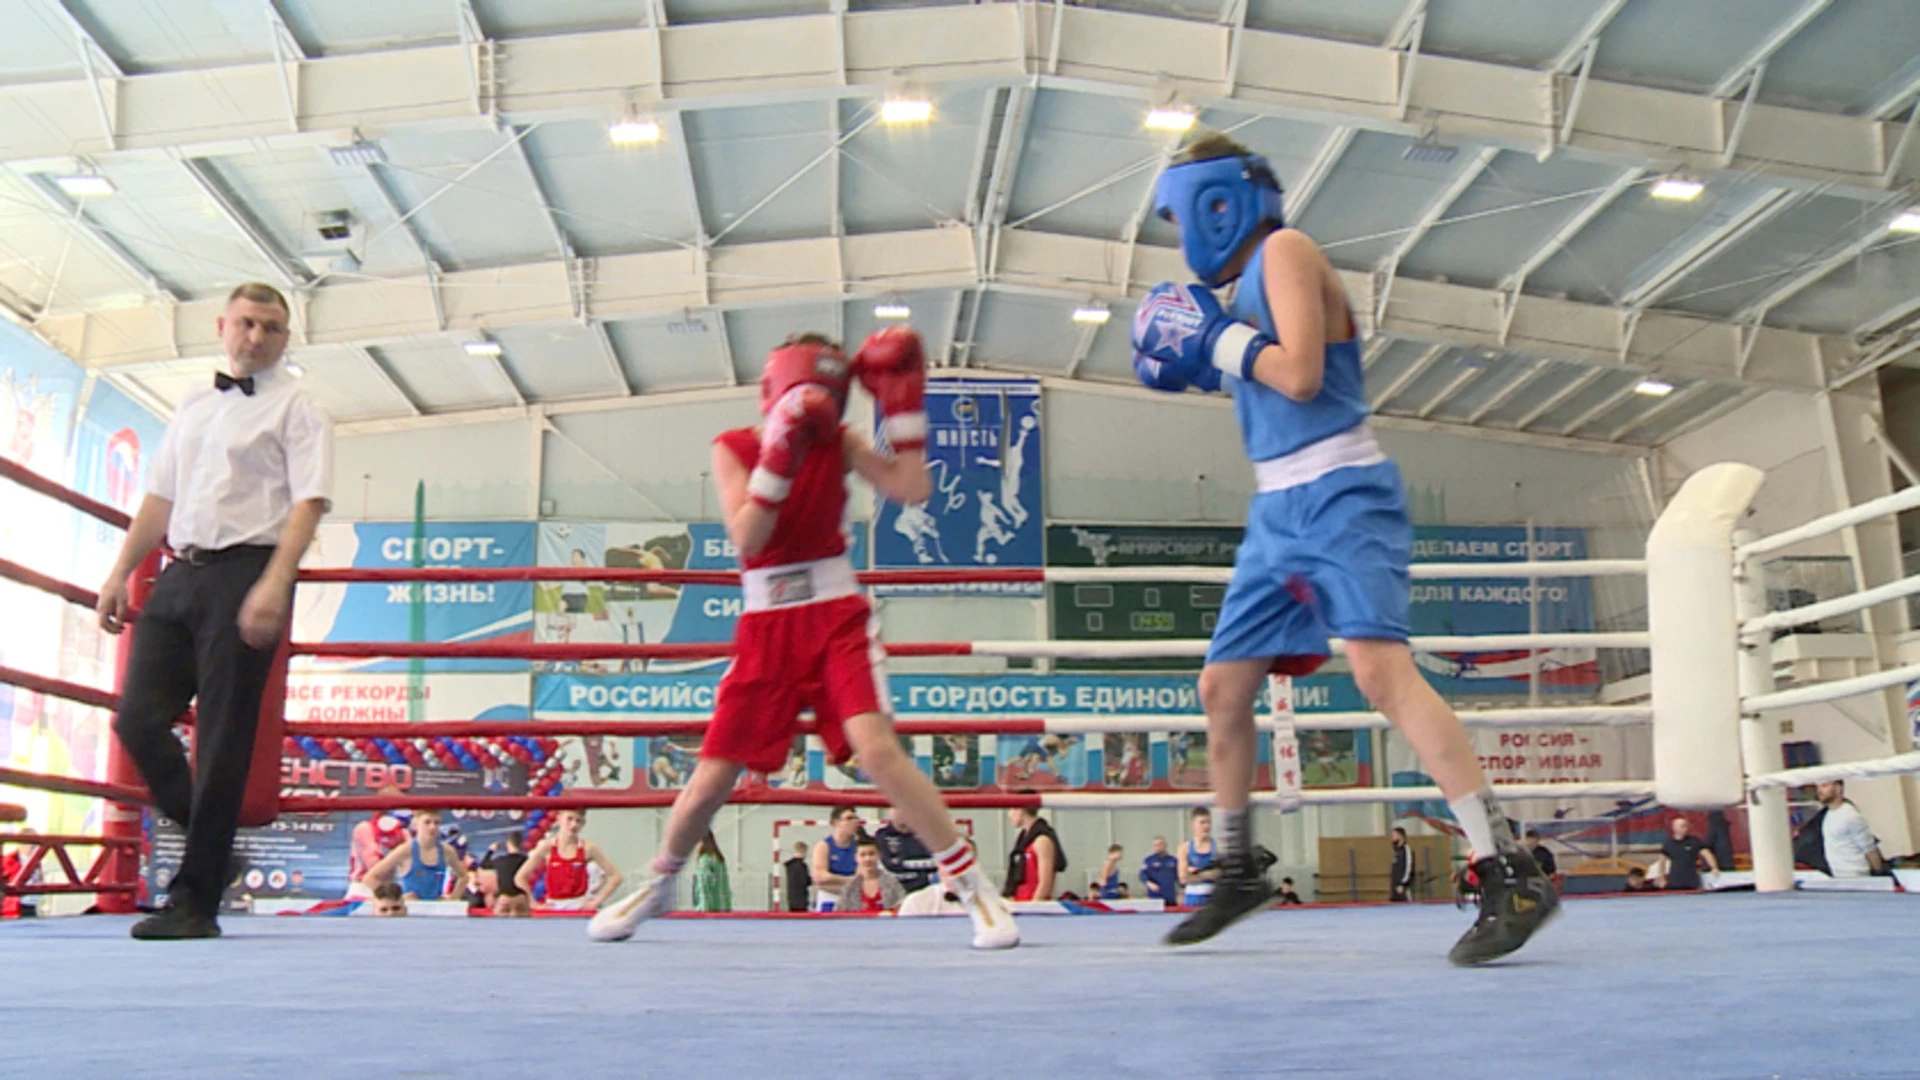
left=237, top=400, right=333, bottom=648
left=97, top=494, right=174, bottom=634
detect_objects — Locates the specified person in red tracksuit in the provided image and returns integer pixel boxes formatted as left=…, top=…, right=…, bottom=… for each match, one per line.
left=588, top=328, right=1017, bottom=951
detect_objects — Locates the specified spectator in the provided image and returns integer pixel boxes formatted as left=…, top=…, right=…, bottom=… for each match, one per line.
left=839, top=837, right=907, bottom=913
left=1525, top=829, right=1558, bottom=877
left=1115, top=882, right=1131, bottom=899
left=1704, top=810, right=1736, bottom=875
left=874, top=806, right=937, bottom=893
left=1622, top=867, right=1654, bottom=892
left=1092, top=844, right=1124, bottom=900
left=1179, top=808, right=1218, bottom=907
left=1389, top=827, right=1414, bottom=902
left=464, top=862, right=489, bottom=911
left=783, top=841, right=811, bottom=913
left=1140, top=836, right=1179, bottom=906
left=483, top=831, right=531, bottom=917
left=1005, top=807, right=1062, bottom=901
left=367, top=808, right=470, bottom=901
left=1651, top=817, right=1718, bottom=891
left=1276, top=877, right=1303, bottom=906
left=692, top=830, right=732, bottom=913
left=811, top=806, right=863, bottom=911
left=1816, top=781, right=1886, bottom=877
left=518, top=809, right=622, bottom=910
left=370, top=882, right=407, bottom=917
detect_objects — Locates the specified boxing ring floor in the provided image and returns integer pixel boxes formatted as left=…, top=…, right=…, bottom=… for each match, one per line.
left=7, top=894, right=1911, bottom=1080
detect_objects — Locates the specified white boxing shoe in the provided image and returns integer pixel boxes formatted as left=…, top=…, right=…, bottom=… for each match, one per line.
left=587, top=874, right=674, bottom=943
left=962, top=877, right=1020, bottom=950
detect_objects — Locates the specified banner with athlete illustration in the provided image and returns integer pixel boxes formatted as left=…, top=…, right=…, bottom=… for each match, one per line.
left=873, top=377, right=1043, bottom=596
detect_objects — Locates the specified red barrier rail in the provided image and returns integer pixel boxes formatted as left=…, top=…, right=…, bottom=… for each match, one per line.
left=0, top=766, right=149, bottom=805
left=290, top=641, right=972, bottom=660
left=0, top=556, right=102, bottom=610
left=0, top=664, right=118, bottom=711
left=282, top=719, right=1049, bottom=739
left=0, top=833, right=139, bottom=848
left=0, top=456, right=130, bottom=529
left=298, top=567, right=1040, bottom=585
left=280, top=790, right=1042, bottom=813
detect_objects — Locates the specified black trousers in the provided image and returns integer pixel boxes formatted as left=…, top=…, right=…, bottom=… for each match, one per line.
left=112, top=547, right=279, bottom=917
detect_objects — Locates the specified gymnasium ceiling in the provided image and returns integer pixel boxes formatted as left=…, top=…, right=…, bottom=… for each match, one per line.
left=2, top=0, right=1919, bottom=453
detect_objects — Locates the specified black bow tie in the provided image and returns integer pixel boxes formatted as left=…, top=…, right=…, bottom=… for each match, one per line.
left=215, top=372, right=255, bottom=396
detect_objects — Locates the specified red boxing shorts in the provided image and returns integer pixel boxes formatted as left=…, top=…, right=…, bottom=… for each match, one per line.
left=703, top=594, right=889, bottom=772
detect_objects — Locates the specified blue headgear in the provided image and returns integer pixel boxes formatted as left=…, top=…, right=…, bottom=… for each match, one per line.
left=1153, top=153, right=1285, bottom=286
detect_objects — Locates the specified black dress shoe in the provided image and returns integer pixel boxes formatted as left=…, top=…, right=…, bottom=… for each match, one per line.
left=130, top=905, right=221, bottom=941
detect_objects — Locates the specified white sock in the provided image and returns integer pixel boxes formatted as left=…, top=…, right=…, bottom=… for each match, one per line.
left=1449, top=789, right=1519, bottom=861
left=650, top=853, right=686, bottom=878
left=933, top=839, right=980, bottom=898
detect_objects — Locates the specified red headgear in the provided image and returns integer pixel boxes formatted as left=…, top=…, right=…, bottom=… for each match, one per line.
left=760, top=339, right=851, bottom=416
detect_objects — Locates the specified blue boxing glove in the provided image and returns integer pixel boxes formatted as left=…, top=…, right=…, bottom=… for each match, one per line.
left=1133, top=353, right=1222, bottom=394
left=1132, top=282, right=1273, bottom=384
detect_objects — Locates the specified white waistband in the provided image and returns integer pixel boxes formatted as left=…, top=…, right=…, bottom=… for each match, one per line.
left=741, top=555, right=858, bottom=612
left=1252, top=424, right=1385, bottom=493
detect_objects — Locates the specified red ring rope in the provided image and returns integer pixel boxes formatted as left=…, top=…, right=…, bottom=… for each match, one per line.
left=291, top=641, right=973, bottom=660
left=0, top=556, right=102, bottom=611
left=0, top=765, right=149, bottom=805
left=279, top=790, right=1041, bottom=813
left=0, top=456, right=131, bottom=529
left=0, top=663, right=117, bottom=711
left=283, top=719, right=1048, bottom=739
left=297, top=567, right=1041, bottom=585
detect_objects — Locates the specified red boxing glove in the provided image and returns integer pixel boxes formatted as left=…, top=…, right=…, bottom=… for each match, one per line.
left=750, top=385, right=838, bottom=508
left=854, top=326, right=928, bottom=452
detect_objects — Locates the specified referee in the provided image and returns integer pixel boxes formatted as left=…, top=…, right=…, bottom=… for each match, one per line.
left=98, top=283, right=333, bottom=940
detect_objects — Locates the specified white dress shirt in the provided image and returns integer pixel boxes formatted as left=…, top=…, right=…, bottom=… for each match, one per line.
left=146, top=362, right=333, bottom=550
left=1821, top=800, right=1878, bottom=877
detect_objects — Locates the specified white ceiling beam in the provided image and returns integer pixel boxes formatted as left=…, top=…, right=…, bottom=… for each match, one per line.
left=590, top=319, right=633, bottom=397
left=1375, top=146, right=1499, bottom=321
left=1372, top=343, right=1448, bottom=408
left=501, top=124, right=581, bottom=319
left=978, top=83, right=1035, bottom=280
left=1710, top=0, right=1831, bottom=99
left=335, top=383, right=757, bottom=436
left=1608, top=380, right=1706, bottom=441
left=358, top=161, right=446, bottom=329
left=1465, top=356, right=1554, bottom=423
left=1549, top=0, right=1629, bottom=75
left=355, top=345, right=422, bottom=416
left=1865, top=67, right=1920, bottom=121
left=33, top=225, right=1843, bottom=394
left=1385, top=0, right=1428, bottom=50
left=1415, top=361, right=1488, bottom=419
left=1855, top=295, right=1920, bottom=341
left=262, top=0, right=308, bottom=61
left=1650, top=384, right=1758, bottom=445
left=178, top=157, right=311, bottom=289
left=16, top=171, right=180, bottom=303
left=1513, top=366, right=1608, bottom=430
left=1499, top=166, right=1645, bottom=292
left=1557, top=379, right=1642, bottom=435
left=1619, top=187, right=1801, bottom=310
left=6, top=10, right=1918, bottom=198
left=45, top=0, right=124, bottom=78
left=1287, top=125, right=1355, bottom=222
left=1734, top=197, right=1915, bottom=322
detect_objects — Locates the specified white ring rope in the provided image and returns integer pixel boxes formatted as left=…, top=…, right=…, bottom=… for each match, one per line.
left=1040, top=560, right=1645, bottom=584
left=1746, top=752, right=1920, bottom=791
left=1741, top=572, right=1920, bottom=636
left=1037, top=780, right=1656, bottom=810
left=1742, top=659, right=1920, bottom=712
left=1736, top=485, right=1920, bottom=560
left=966, top=632, right=1647, bottom=660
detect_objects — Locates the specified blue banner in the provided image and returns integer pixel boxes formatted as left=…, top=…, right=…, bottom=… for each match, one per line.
left=1409, top=526, right=1598, bottom=693
left=293, top=522, right=536, bottom=673
left=874, top=378, right=1043, bottom=595
left=535, top=521, right=867, bottom=675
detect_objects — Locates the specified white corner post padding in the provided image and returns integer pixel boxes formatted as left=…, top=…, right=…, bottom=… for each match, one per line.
left=1647, top=463, right=1764, bottom=809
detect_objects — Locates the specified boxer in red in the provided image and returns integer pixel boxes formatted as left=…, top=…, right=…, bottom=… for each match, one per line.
left=589, top=327, right=1018, bottom=950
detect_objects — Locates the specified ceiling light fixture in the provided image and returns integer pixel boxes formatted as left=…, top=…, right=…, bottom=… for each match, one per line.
left=874, top=303, right=912, bottom=320
left=1633, top=379, right=1675, bottom=397
left=1071, top=305, right=1111, bottom=325
left=1144, top=105, right=1196, bottom=133
left=463, top=340, right=504, bottom=358
left=54, top=174, right=115, bottom=198
left=608, top=117, right=662, bottom=145
left=1889, top=208, right=1920, bottom=234
left=880, top=98, right=933, bottom=125
left=1650, top=176, right=1705, bottom=202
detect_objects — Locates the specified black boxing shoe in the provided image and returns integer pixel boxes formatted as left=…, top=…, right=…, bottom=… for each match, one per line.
left=1164, top=853, right=1273, bottom=946
left=1448, top=850, right=1559, bottom=966
left=130, top=904, right=221, bottom=941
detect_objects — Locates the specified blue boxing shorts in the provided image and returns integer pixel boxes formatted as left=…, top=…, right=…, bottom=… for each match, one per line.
left=1207, top=460, right=1412, bottom=671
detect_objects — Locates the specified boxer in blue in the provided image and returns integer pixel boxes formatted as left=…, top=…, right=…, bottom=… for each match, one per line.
left=1131, top=129, right=1558, bottom=965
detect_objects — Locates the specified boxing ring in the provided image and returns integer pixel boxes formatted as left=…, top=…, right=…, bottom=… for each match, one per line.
left=4, top=457, right=1920, bottom=1078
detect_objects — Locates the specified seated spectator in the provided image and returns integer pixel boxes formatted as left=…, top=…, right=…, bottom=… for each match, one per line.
left=366, top=808, right=470, bottom=901
left=371, top=882, right=408, bottom=917
left=1816, top=781, right=1886, bottom=878
left=517, top=809, right=622, bottom=910
left=838, top=837, right=906, bottom=913
left=1622, top=867, right=1654, bottom=892
left=1140, top=836, right=1178, bottom=905
left=1115, top=882, right=1131, bottom=899
left=483, top=831, right=532, bottom=917
left=1004, top=806, right=1062, bottom=901
left=783, top=841, right=811, bottom=913
left=692, top=830, right=732, bottom=913
left=1093, top=844, right=1125, bottom=900
left=1525, top=829, right=1558, bottom=877
left=1275, top=877, right=1303, bottom=906
left=811, top=806, right=864, bottom=911
left=873, top=806, right=937, bottom=893
left=1650, top=817, right=1718, bottom=891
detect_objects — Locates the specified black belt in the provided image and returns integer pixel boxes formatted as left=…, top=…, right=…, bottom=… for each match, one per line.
left=173, top=544, right=275, bottom=567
